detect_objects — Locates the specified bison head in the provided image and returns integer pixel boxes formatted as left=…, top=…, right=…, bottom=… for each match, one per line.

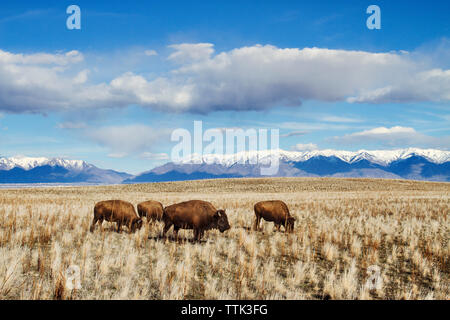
left=286, top=216, right=296, bottom=232
left=131, top=218, right=143, bottom=232
left=214, top=209, right=231, bottom=233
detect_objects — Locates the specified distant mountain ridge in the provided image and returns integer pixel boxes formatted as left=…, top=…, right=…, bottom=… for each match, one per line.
left=178, top=148, right=450, bottom=166
left=0, top=156, right=131, bottom=184
left=1, top=148, right=449, bottom=184
left=124, top=148, right=450, bottom=183
left=0, top=157, right=89, bottom=171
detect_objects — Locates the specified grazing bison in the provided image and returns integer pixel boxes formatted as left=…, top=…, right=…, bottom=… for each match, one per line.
left=254, top=200, right=295, bottom=233
left=162, top=200, right=231, bottom=241
left=90, top=200, right=143, bottom=233
left=137, top=200, right=164, bottom=222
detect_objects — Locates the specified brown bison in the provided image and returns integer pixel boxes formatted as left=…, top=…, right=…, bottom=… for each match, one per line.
left=90, top=200, right=143, bottom=233
left=137, top=200, right=164, bottom=222
left=162, top=200, right=231, bottom=241
left=254, top=200, right=295, bottom=233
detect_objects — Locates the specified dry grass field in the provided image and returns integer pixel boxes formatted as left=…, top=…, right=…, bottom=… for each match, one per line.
left=0, top=178, right=448, bottom=300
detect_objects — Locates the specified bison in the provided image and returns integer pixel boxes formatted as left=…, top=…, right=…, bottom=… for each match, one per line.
left=90, top=200, right=143, bottom=233
left=253, top=200, right=295, bottom=233
left=137, top=200, right=164, bottom=222
left=162, top=200, right=231, bottom=241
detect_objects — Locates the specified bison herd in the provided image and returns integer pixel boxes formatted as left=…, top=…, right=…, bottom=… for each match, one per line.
left=90, top=199, right=296, bottom=241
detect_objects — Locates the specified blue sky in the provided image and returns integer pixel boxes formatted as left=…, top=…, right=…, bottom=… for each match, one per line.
left=0, top=0, right=449, bottom=174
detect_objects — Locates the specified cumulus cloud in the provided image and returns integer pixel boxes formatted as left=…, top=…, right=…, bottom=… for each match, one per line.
left=0, top=43, right=449, bottom=114
left=72, top=69, right=90, bottom=84
left=167, top=43, right=214, bottom=64
left=347, top=69, right=450, bottom=103
left=292, top=143, right=318, bottom=151
left=330, top=126, right=450, bottom=149
left=0, top=49, right=123, bottom=113
left=0, top=49, right=83, bottom=65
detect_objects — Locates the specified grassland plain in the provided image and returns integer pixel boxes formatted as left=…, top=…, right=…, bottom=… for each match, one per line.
left=0, top=178, right=448, bottom=300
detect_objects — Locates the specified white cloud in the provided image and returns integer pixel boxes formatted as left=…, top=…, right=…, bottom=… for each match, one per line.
left=73, top=69, right=90, bottom=84
left=350, top=126, right=416, bottom=137
left=330, top=126, right=450, bottom=149
left=0, top=44, right=449, bottom=114
left=107, top=152, right=128, bottom=158
left=0, top=49, right=121, bottom=113
left=144, top=49, right=158, bottom=56
left=347, top=69, right=450, bottom=103
left=106, top=44, right=450, bottom=112
left=292, top=143, right=318, bottom=151
left=85, top=124, right=170, bottom=156
left=167, top=43, right=214, bottom=64
left=140, top=152, right=169, bottom=160
left=0, top=49, right=83, bottom=65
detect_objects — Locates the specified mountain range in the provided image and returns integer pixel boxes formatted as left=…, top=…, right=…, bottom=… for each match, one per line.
left=123, top=148, right=450, bottom=183
left=0, top=157, right=131, bottom=184
left=1, top=148, right=449, bottom=184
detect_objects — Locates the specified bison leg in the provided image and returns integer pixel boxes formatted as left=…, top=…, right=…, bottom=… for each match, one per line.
left=275, top=223, right=281, bottom=232
left=128, top=221, right=135, bottom=233
left=173, top=226, right=180, bottom=240
left=89, top=217, right=98, bottom=232
left=116, top=221, right=122, bottom=233
left=193, top=229, right=203, bottom=242
left=283, top=220, right=291, bottom=233
left=162, top=221, right=173, bottom=238
left=97, top=218, right=103, bottom=231
left=193, top=229, right=198, bottom=241
left=253, top=216, right=261, bottom=231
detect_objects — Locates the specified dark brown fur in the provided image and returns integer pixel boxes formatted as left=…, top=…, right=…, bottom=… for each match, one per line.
left=137, top=200, right=164, bottom=222
left=90, top=200, right=143, bottom=233
left=162, top=200, right=230, bottom=241
left=254, top=200, right=295, bottom=232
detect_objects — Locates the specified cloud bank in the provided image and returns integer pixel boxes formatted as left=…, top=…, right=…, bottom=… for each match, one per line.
left=0, top=43, right=449, bottom=114
left=330, top=126, right=450, bottom=149
left=84, top=124, right=171, bottom=158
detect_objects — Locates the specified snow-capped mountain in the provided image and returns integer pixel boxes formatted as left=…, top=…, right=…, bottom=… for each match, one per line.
left=178, top=148, right=450, bottom=167
left=124, top=148, right=450, bottom=183
left=0, top=156, right=89, bottom=171
left=0, top=156, right=131, bottom=184
left=2, top=148, right=449, bottom=184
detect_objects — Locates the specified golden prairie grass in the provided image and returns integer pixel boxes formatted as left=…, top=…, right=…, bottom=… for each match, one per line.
left=0, top=177, right=448, bottom=300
